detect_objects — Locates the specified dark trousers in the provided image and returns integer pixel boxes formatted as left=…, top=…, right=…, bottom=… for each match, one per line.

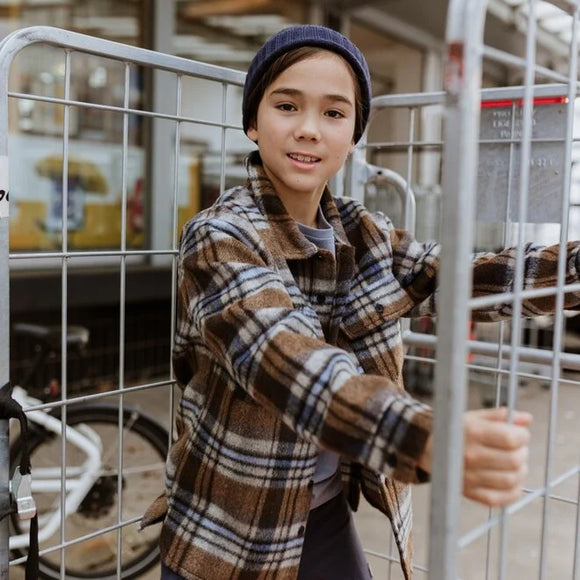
left=161, top=562, right=182, bottom=579
left=297, top=491, right=372, bottom=579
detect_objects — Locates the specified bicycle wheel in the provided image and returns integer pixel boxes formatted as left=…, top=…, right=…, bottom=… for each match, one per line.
left=10, top=402, right=169, bottom=580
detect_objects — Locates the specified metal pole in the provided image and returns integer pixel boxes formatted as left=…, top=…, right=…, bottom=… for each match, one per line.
left=539, top=5, right=579, bottom=579
left=0, top=28, right=11, bottom=580
left=150, top=0, right=176, bottom=267
left=428, top=0, right=487, bottom=578
left=0, top=417, right=7, bottom=580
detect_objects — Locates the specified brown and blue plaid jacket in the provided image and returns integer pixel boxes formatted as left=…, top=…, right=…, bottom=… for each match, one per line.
left=142, top=155, right=580, bottom=579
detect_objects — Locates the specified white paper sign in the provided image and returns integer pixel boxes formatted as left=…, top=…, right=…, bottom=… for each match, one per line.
left=0, top=155, right=8, bottom=218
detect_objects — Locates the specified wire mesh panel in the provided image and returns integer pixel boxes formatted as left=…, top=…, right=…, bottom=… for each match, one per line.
left=350, top=1, right=580, bottom=579
left=0, top=26, right=246, bottom=579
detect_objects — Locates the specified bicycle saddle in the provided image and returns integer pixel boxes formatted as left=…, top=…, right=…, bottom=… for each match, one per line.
left=12, top=323, right=90, bottom=349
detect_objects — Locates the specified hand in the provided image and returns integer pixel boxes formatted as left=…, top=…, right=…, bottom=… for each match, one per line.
left=462, top=407, right=532, bottom=507
left=417, top=407, right=532, bottom=508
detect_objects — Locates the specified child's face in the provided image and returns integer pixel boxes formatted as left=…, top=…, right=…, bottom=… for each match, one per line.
left=247, top=50, right=356, bottom=208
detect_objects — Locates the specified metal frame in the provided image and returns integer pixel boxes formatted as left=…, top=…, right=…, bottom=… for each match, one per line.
left=352, top=1, right=580, bottom=578
left=2, top=3, right=580, bottom=576
left=436, top=2, right=580, bottom=578
left=0, top=25, right=245, bottom=578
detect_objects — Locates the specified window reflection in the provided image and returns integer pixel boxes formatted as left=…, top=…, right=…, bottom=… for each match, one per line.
left=5, top=1, right=145, bottom=252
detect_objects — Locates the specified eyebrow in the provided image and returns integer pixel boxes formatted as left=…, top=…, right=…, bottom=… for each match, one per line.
left=269, top=87, right=353, bottom=106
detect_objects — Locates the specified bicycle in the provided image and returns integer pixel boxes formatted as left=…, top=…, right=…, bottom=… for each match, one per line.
left=8, top=322, right=170, bottom=579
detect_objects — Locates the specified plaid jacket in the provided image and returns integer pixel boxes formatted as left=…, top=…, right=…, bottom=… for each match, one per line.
left=142, top=155, right=580, bottom=579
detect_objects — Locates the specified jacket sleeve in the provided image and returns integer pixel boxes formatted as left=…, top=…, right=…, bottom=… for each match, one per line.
left=174, top=215, right=432, bottom=484
left=383, top=210, right=580, bottom=320
left=470, top=242, right=580, bottom=321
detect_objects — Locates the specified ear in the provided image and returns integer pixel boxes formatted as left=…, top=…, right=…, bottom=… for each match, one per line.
left=247, top=125, right=258, bottom=143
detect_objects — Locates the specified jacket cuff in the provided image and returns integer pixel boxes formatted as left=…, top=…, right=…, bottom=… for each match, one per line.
left=389, top=406, right=433, bottom=484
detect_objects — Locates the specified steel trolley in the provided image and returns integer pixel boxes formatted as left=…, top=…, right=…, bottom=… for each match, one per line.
left=349, top=1, right=580, bottom=579
left=0, top=25, right=246, bottom=579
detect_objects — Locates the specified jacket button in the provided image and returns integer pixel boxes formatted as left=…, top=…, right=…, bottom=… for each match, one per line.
left=298, top=525, right=305, bottom=536
left=375, top=303, right=384, bottom=313
left=316, top=251, right=324, bottom=259
left=317, top=295, right=325, bottom=304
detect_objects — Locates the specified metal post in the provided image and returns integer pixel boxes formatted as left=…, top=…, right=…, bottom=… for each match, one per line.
left=428, top=0, right=487, bottom=578
left=150, top=0, right=176, bottom=266
left=0, top=30, right=11, bottom=580
left=0, top=418, right=7, bottom=580
left=0, top=25, right=246, bottom=577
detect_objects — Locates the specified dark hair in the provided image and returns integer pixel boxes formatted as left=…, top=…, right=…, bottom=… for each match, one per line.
left=244, top=46, right=365, bottom=142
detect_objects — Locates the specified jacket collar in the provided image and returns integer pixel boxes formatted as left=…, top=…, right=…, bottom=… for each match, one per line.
left=245, top=151, right=352, bottom=260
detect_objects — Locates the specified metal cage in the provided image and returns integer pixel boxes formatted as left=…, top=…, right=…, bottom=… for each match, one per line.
left=1, top=1, right=579, bottom=577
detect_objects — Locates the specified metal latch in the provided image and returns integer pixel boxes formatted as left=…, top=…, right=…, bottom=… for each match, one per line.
left=10, top=470, right=37, bottom=520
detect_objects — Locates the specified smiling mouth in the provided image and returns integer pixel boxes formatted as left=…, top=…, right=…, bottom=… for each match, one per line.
left=288, top=153, right=321, bottom=163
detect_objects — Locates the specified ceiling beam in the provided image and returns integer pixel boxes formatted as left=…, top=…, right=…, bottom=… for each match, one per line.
left=181, top=0, right=275, bottom=19
left=352, top=5, right=444, bottom=52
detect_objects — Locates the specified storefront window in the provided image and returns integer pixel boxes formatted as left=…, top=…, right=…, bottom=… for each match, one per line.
left=3, top=0, right=146, bottom=253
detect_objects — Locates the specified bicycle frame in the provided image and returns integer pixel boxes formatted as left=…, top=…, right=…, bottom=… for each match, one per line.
left=9, top=386, right=103, bottom=550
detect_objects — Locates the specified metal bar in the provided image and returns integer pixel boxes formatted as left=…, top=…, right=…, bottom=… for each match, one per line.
left=387, top=530, right=394, bottom=579
left=466, top=362, right=563, bottom=383
left=485, top=322, right=508, bottom=579
left=0, top=24, right=249, bottom=576
left=574, top=469, right=580, bottom=580
left=365, top=136, right=569, bottom=151
left=494, top=2, right=536, bottom=573
left=58, top=47, right=72, bottom=580
left=369, top=83, right=571, bottom=110
left=458, top=464, right=580, bottom=549
left=538, top=492, right=578, bottom=507
left=0, top=38, right=9, bottom=579
left=19, top=378, right=177, bottom=413
left=364, top=140, right=445, bottom=151
left=483, top=45, right=570, bottom=83
left=428, top=1, right=488, bottom=578
left=0, top=419, right=8, bottom=580
left=403, top=330, right=580, bottom=371
left=9, top=249, right=178, bottom=259
left=115, top=59, right=132, bottom=579
left=168, top=71, right=183, bottom=462
left=363, top=548, right=429, bottom=573
left=6, top=92, right=243, bottom=131
left=9, top=515, right=145, bottom=567
left=539, top=6, right=579, bottom=579
left=220, top=82, right=228, bottom=195
left=405, top=108, right=416, bottom=234
left=487, top=0, right=574, bottom=58
left=468, top=280, right=580, bottom=309
left=0, top=26, right=246, bottom=86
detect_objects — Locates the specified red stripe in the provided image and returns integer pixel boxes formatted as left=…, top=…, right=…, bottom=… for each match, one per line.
left=481, top=96, right=568, bottom=108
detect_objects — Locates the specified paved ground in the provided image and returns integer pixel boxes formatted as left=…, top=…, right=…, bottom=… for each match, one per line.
left=10, top=369, right=579, bottom=579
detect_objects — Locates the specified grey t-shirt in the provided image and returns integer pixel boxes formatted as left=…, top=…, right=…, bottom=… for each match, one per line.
left=297, top=208, right=343, bottom=510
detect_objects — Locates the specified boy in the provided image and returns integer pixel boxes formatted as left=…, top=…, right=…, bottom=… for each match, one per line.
left=142, top=25, right=576, bottom=579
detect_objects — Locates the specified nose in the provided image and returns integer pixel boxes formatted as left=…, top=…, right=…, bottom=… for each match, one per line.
left=294, top=112, right=321, bottom=141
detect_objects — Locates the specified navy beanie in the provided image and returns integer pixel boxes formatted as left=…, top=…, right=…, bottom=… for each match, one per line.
left=242, top=25, right=372, bottom=143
